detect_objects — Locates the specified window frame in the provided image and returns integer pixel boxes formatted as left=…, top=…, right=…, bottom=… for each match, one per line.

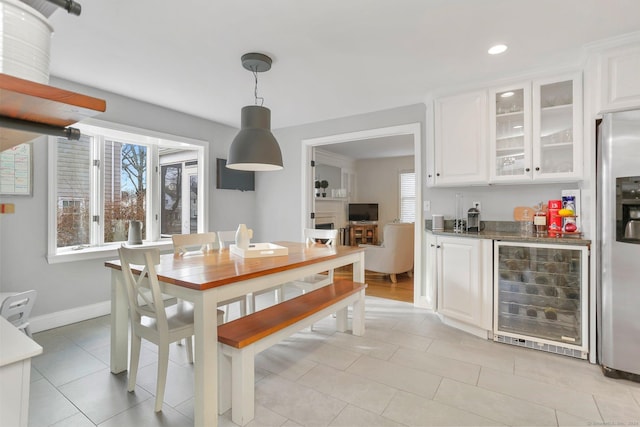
left=47, top=119, right=209, bottom=263
left=399, top=170, right=416, bottom=223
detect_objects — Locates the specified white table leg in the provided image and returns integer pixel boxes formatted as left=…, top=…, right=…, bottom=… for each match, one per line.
left=335, top=307, right=348, bottom=332
left=352, top=289, right=366, bottom=336
left=110, top=270, right=128, bottom=374
left=231, top=345, right=255, bottom=426
left=352, top=252, right=366, bottom=336
left=218, top=345, right=231, bottom=414
left=353, top=252, right=365, bottom=283
left=193, top=290, right=219, bottom=427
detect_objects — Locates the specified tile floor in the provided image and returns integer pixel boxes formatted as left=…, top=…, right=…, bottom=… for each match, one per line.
left=28, top=294, right=640, bottom=427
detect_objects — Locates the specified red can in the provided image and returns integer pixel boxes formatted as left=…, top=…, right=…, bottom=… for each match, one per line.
left=548, top=199, right=562, bottom=210
left=547, top=211, right=562, bottom=236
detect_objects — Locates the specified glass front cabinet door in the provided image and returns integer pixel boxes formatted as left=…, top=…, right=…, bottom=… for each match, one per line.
left=489, top=84, right=531, bottom=180
left=490, top=73, right=582, bottom=183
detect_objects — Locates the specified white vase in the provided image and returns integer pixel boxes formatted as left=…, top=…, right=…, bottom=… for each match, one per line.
left=127, top=220, right=143, bottom=245
left=235, top=224, right=253, bottom=249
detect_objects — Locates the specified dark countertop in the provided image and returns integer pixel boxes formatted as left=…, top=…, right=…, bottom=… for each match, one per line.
left=425, top=220, right=591, bottom=246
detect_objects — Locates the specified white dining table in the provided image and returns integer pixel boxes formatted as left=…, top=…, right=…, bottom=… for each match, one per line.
left=105, top=241, right=365, bottom=426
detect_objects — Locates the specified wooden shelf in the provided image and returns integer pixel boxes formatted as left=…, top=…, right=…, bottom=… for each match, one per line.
left=349, top=223, right=378, bottom=246
left=0, top=73, right=106, bottom=151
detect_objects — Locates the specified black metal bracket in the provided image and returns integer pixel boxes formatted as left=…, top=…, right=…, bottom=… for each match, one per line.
left=45, top=0, right=82, bottom=16
left=0, top=116, right=81, bottom=140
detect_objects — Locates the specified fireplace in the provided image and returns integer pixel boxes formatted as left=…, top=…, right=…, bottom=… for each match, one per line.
left=315, top=222, right=334, bottom=230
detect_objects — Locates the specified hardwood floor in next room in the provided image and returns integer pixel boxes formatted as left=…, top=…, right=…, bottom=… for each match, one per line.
left=334, top=265, right=414, bottom=303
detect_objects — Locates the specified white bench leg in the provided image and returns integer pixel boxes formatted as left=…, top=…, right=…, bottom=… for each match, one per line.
left=335, top=307, right=348, bottom=332
left=231, top=344, right=256, bottom=426
left=352, top=290, right=366, bottom=336
left=218, top=344, right=231, bottom=414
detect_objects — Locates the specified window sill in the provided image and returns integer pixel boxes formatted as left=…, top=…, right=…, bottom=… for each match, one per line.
left=46, top=240, right=174, bottom=264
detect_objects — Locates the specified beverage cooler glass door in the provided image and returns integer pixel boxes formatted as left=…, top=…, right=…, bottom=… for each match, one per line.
left=494, top=241, right=589, bottom=358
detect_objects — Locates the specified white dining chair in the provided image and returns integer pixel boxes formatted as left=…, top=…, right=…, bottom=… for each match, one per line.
left=118, top=246, right=223, bottom=412
left=216, top=230, right=236, bottom=249
left=0, top=290, right=37, bottom=337
left=218, top=229, right=284, bottom=313
left=172, top=233, right=247, bottom=322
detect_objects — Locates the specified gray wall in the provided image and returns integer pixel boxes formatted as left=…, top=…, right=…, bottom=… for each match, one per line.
left=355, top=156, right=415, bottom=232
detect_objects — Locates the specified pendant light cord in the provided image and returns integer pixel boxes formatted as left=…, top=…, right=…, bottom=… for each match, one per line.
left=252, top=70, right=265, bottom=106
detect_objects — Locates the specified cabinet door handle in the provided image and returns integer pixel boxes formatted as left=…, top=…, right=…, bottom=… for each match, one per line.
left=436, top=245, right=441, bottom=248
left=535, top=167, right=540, bottom=171
left=436, top=173, right=440, bottom=177
left=525, top=167, right=530, bottom=172
left=428, top=174, right=432, bottom=178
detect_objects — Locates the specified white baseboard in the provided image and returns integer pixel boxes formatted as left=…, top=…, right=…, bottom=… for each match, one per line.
left=438, top=314, right=491, bottom=340
left=30, top=300, right=111, bottom=333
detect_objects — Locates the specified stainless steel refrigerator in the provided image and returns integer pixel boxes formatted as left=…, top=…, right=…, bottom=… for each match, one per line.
left=597, top=110, right=640, bottom=379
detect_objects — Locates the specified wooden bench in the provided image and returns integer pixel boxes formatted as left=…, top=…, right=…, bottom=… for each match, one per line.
left=217, top=279, right=367, bottom=426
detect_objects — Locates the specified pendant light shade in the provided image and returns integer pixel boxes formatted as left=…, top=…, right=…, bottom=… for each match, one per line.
left=226, top=52, right=283, bottom=171
left=227, top=105, right=283, bottom=171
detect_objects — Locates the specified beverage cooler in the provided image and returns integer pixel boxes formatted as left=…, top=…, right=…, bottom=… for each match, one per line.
left=493, top=241, right=589, bottom=359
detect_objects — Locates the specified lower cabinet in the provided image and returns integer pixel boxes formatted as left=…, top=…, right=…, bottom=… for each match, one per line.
left=349, top=224, right=378, bottom=246
left=428, top=233, right=493, bottom=338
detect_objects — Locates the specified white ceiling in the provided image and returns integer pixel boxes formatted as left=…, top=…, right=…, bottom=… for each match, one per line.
left=42, top=0, right=640, bottom=131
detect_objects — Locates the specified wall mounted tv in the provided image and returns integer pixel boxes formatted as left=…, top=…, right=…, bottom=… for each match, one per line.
left=348, top=203, right=379, bottom=222
left=216, top=158, right=255, bottom=191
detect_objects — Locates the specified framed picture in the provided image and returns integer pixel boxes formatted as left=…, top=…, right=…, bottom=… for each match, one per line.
left=0, top=143, right=33, bottom=196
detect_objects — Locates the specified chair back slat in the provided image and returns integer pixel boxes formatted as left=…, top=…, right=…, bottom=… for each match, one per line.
left=0, top=290, right=37, bottom=331
left=172, top=232, right=218, bottom=255
left=118, top=247, right=168, bottom=333
left=217, top=230, right=237, bottom=249
left=304, top=228, right=338, bottom=246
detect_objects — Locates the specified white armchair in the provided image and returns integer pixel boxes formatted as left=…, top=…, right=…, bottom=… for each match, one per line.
left=360, top=222, right=414, bottom=284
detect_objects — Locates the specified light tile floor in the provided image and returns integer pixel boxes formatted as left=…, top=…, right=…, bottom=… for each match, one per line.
left=28, top=294, right=640, bottom=427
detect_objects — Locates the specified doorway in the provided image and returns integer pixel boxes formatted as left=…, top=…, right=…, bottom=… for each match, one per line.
left=301, top=123, right=426, bottom=307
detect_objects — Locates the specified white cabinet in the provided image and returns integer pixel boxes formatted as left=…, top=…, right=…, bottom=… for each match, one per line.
left=432, top=91, right=488, bottom=186
left=599, top=43, right=640, bottom=112
left=0, top=317, right=42, bottom=427
left=489, top=73, right=583, bottom=183
left=429, top=233, right=492, bottom=337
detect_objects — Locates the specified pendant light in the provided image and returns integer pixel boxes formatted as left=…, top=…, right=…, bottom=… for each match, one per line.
left=226, top=53, right=283, bottom=171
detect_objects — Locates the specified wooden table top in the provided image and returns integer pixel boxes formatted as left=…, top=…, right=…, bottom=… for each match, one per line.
left=105, top=241, right=364, bottom=290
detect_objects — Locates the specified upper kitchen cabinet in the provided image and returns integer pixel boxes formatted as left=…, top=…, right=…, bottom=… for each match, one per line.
left=489, top=73, right=582, bottom=183
left=0, top=73, right=106, bottom=152
left=432, top=90, right=488, bottom=186
left=598, top=43, right=640, bottom=112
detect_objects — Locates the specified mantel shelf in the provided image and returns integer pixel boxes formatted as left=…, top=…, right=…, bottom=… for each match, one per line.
left=0, top=73, right=106, bottom=151
left=315, top=197, right=348, bottom=202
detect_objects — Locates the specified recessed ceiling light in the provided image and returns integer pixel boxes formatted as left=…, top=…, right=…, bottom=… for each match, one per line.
left=501, top=91, right=515, bottom=98
left=488, top=44, right=508, bottom=55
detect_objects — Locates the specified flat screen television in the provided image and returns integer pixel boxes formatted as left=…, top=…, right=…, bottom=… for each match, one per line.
left=348, top=203, right=378, bottom=222
left=216, top=158, right=255, bottom=191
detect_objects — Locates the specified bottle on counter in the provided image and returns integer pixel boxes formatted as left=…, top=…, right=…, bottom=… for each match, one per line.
left=534, top=202, right=547, bottom=235
left=562, top=195, right=577, bottom=233
left=520, top=208, right=534, bottom=236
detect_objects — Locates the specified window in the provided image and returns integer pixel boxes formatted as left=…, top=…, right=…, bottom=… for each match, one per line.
left=399, top=171, right=416, bottom=223
left=48, top=121, right=208, bottom=261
